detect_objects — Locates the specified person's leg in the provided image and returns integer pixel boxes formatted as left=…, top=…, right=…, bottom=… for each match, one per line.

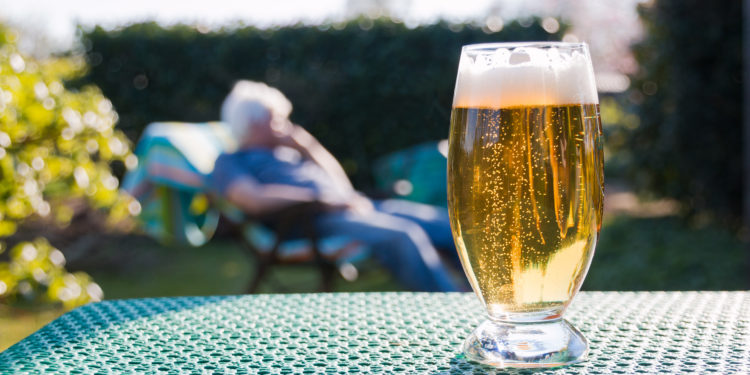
left=373, top=199, right=457, bottom=255
left=316, top=210, right=459, bottom=292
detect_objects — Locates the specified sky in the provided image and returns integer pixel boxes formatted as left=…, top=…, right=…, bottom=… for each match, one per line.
left=0, top=0, right=645, bottom=90
left=0, top=0, right=518, bottom=49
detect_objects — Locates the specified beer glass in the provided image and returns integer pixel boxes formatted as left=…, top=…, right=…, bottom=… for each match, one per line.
left=447, top=42, right=603, bottom=368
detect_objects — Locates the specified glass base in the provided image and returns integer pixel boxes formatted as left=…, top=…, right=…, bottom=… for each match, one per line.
left=462, top=318, right=588, bottom=368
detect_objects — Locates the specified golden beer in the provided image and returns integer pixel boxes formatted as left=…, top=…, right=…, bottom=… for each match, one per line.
left=448, top=104, right=603, bottom=319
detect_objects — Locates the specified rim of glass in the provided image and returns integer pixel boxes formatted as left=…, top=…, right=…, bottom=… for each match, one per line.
left=462, top=41, right=587, bottom=52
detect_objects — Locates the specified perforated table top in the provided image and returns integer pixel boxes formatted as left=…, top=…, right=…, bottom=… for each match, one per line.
left=2, top=292, right=749, bottom=374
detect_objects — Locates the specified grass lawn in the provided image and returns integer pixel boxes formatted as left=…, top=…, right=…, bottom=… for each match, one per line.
left=86, top=237, right=403, bottom=299
left=2, top=211, right=748, bottom=351
left=0, top=307, right=65, bottom=353
left=586, top=215, right=748, bottom=290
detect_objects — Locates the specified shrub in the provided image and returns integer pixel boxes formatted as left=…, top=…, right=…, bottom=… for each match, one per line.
left=0, top=25, right=136, bottom=308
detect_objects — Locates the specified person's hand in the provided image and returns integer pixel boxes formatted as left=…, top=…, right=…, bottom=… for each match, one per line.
left=269, top=119, right=297, bottom=146
left=272, top=121, right=317, bottom=153
left=346, top=194, right=374, bottom=215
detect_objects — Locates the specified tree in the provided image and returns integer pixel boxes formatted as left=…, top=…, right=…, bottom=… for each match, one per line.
left=0, top=26, right=136, bottom=308
left=626, top=0, right=742, bottom=226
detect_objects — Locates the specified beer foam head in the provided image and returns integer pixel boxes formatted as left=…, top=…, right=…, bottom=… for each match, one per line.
left=453, top=43, right=598, bottom=108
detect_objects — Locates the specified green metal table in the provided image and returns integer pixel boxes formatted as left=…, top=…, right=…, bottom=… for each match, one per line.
left=2, top=292, right=749, bottom=374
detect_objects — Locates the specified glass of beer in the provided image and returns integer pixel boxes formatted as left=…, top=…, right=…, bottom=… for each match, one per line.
left=447, top=42, right=603, bottom=368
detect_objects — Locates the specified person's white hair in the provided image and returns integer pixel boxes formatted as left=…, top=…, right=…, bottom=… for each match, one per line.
left=220, top=80, right=293, bottom=140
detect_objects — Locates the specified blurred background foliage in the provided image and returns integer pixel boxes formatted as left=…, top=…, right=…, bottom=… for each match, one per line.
left=75, top=18, right=563, bottom=188
left=621, top=0, right=742, bottom=227
left=0, top=25, right=136, bottom=310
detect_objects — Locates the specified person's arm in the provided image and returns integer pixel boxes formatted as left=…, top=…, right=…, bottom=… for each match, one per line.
left=224, top=177, right=318, bottom=216
left=279, top=124, right=356, bottom=194
left=213, top=152, right=333, bottom=216
left=277, top=123, right=375, bottom=214
left=226, top=177, right=353, bottom=216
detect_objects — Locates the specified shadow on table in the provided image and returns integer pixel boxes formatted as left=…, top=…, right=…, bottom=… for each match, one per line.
left=433, top=354, right=574, bottom=375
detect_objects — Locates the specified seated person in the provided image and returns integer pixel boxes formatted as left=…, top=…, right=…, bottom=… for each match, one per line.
left=210, top=80, right=465, bottom=292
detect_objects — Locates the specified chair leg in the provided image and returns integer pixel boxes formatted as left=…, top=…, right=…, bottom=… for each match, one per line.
left=318, top=262, right=336, bottom=292
left=246, top=257, right=269, bottom=294
left=236, top=226, right=272, bottom=294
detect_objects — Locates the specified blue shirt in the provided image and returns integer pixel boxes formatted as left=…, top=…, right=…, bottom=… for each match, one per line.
left=210, top=147, right=349, bottom=200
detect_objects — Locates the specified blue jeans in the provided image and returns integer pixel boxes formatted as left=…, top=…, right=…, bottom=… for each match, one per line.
left=316, top=199, right=463, bottom=292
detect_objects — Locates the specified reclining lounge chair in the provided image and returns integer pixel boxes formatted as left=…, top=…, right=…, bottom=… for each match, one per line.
left=122, top=122, right=366, bottom=292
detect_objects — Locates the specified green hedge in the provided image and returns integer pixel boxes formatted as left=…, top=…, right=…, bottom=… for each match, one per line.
left=77, top=18, right=563, bottom=187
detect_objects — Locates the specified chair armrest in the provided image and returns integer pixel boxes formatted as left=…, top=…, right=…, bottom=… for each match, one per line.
left=253, top=201, right=325, bottom=226
left=256, top=202, right=326, bottom=246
